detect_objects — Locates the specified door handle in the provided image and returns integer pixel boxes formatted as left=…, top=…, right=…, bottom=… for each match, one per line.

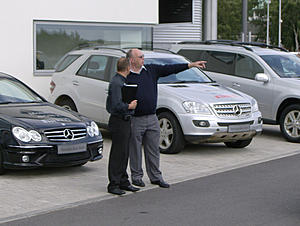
left=72, top=81, right=79, bottom=86
left=232, top=82, right=240, bottom=87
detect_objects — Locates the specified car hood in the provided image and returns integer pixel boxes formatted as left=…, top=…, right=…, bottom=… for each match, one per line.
left=159, top=83, right=250, bottom=103
left=0, top=102, right=87, bottom=129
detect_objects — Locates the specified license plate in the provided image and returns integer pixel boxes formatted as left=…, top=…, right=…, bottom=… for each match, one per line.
left=228, top=124, right=250, bottom=133
left=57, top=143, right=87, bottom=154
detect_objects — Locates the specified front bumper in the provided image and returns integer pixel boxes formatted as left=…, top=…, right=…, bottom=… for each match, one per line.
left=179, top=111, right=263, bottom=144
left=2, top=140, right=103, bottom=169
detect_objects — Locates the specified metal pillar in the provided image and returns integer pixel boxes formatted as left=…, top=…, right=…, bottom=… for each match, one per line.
left=203, top=0, right=218, bottom=40
left=242, top=0, right=248, bottom=42
left=278, top=0, right=281, bottom=47
left=266, top=0, right=271, bottom=45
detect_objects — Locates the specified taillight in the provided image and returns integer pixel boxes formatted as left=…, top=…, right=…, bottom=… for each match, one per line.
left=50, top=80, right=56, bottom=93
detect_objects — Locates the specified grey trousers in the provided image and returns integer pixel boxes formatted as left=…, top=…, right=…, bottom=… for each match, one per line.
left=129, top=114, right=163, bottom=182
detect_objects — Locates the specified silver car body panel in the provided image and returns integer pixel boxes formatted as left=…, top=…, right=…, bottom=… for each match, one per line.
left=50, top=49, right=262, bottom=144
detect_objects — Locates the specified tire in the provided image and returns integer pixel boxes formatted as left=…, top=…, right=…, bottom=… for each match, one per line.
left=0, top=149, right=5, bottom=175
left=57, top=98, right=77, bottom=112
left=279, top=104, right=300, bottom=142
left=158, top=112, right=185, bottom=154
left=224, top=138, right=252, bottom=148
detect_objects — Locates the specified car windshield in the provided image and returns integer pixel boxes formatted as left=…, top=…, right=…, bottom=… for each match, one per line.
left=144, top=57, right=213, bottom=84
left=0, top=78, right=43, bottom=104
left=260, top=54, right=300, bottom=78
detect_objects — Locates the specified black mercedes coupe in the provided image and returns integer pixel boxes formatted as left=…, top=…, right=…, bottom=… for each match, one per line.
left=0, top=72, right=103, bottom=174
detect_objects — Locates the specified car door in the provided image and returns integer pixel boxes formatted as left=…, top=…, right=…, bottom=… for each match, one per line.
left=228, top=53, right=275, bottom=118
left=75, top=55, right=112, bottom=124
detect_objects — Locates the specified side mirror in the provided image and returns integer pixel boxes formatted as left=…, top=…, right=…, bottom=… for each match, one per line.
left=255, top=73, right=269, bottom=83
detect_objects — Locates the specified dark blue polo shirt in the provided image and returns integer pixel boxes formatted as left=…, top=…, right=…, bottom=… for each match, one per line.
left=126, top=63, right=188, bottom=116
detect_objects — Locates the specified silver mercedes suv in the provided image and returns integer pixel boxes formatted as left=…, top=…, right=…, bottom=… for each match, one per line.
left=171, top=41, right=300, bottom=143
left=49, top=47, right=262, bottom=154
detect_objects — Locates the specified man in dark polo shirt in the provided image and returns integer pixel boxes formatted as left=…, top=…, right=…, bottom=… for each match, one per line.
left=126, top=49, right=206, bottom=188
left=106, top=57, right=140, bottom=195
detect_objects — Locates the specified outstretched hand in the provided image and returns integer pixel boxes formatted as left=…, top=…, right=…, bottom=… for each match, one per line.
left=128, top=100, right=137, bottom=109
left=188, top=61, right=207, bottom=69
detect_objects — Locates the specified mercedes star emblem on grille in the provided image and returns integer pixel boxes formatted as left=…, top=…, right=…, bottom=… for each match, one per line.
left=233, top=105, right=242, bottom=116
left=63, top=129, right=74, bottom=140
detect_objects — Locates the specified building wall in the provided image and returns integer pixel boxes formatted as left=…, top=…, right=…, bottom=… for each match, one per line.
left=0, top=0, right=158, bottom=98
left=153, top=0, right=202, bottom=49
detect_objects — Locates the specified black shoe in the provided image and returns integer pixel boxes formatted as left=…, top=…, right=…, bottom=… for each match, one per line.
left=132, top=179, right=145, bottom=187
left=108, top=187, right=126, bottom=195
left=151, top=180, right=170, bottom=188
left=120, top=185, right=140, bottom=192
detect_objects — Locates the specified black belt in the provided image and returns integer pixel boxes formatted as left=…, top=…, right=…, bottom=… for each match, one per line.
left=112, top=114, right=132, bottom=121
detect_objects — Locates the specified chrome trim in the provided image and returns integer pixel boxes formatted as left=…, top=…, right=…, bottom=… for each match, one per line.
left=87, top=139, right=104, bottom=144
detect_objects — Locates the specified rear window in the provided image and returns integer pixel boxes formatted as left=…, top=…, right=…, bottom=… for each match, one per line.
left=55, top=55, right=81, bottom=72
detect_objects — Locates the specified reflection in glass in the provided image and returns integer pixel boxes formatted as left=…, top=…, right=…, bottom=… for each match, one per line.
left=35, top=22, right=152, bottom=72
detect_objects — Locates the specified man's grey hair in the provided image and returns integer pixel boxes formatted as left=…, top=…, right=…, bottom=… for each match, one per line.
left=126, top=49, right=134, bottom=59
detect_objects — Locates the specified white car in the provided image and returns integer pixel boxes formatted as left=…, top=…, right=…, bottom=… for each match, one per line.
left=49, top=47, right=262, bottom=154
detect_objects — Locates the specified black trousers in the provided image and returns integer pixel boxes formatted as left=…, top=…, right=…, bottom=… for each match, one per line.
left=107, top=115, right=131, bottom=190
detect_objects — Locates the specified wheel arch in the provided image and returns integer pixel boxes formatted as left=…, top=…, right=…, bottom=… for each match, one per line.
left=156, top=107, right=185, bottom=136
left=276, top=98, right=300, bottom=123
left=55, top=95, right=75, bottom=105
left=157, top=107, right=181, bottom=123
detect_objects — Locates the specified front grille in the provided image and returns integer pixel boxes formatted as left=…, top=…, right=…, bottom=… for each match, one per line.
left=44, top=127, right=87, bottom=142
left=213, top=103, right=251, bottom=118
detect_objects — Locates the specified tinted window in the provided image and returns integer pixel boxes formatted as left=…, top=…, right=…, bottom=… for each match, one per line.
left=178, top=49, right=203, bottom=62
left=206, top=51, right=235, bottom=75
left=55, top=55, right=81, bottom=72
left=235, top=54, right=264, bottom=79
left=182, top=50, right=235, bottom=75
left=77, top=55, right=109, bottom=80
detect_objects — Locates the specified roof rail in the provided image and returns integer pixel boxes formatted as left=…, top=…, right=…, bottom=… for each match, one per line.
left=232, top=41, right=288, bottom=52
left=122, top=47, right=177, bottom=54
left=73, top=43, right=127, bottom=54
left=177, top=40, right=288, bottom=52
left=178, top=40, right=253, bottom=51
left=89, top=46, right=127, bottom=54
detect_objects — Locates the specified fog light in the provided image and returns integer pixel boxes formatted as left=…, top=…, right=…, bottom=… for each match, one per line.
left=193, top=120, right=210, bottom=127
left=22, top=155, right=29, bottom=163
left=258, top=117, right=262, bottom=124
left=98, top=147, right=103, bottom=154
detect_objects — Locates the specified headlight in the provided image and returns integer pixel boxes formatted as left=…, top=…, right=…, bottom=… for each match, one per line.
left=87, top=121, right=100, bottom=137
left=12, top=127, right=42, bottom=142
left=251, top=99, right=259, bottom=112
left=182, top=101, right=212, bottom=114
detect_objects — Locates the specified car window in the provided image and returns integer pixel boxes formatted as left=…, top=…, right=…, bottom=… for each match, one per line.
left=177, top=49, right=235, bottom=75
left=235, top=54, right=264, bottom=79
left=144, top=57, right=212, bottom=84
left=55, top=55, right=81, bottom=72
left=261, top=54, right=300, bottom=78
left=177, top=49, right=203, bottom=62
left=77, top=55, right=109, bottom=80
left=0, top=78, right=43, bottom=104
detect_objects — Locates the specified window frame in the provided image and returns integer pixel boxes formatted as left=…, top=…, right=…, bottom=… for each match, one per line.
left=33, top=20, right=153, bottom=76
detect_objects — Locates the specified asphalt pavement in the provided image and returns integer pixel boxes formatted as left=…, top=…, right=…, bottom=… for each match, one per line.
left=3, top=153, right=300, bottom=226
left=0, top=125, right=299, bottom=224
